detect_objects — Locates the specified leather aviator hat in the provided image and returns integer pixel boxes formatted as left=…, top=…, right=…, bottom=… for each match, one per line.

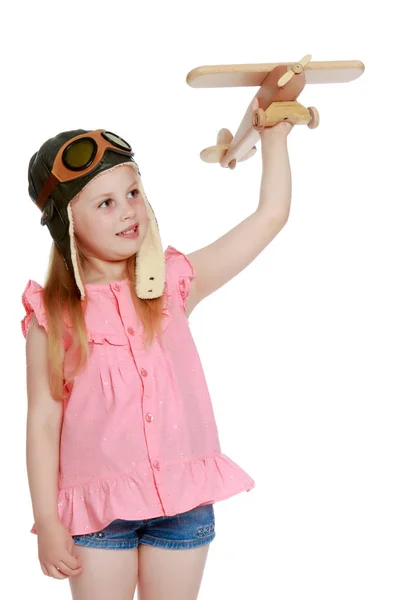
left=27, top=128, right=165, bottom=300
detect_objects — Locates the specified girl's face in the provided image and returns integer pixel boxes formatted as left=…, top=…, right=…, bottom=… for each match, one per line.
left=71, top=165, right=149, bottom=268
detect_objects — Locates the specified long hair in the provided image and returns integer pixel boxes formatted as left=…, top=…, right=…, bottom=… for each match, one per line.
left=42, top=240, right=165, bottom=402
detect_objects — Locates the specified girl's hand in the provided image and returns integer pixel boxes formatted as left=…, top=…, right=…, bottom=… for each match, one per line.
left=251, top=97, right=294, bottom=140
left=259, top=121, right=294, bottom=140
left=36, top=519, right=83, bottom=579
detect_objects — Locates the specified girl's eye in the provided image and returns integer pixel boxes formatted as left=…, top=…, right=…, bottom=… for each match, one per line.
left=98, top=189, right=139, bottom=208
left=98, top=198, right=113, bottom=208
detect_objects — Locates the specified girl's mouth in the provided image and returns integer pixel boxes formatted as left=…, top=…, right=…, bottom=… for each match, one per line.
left=117, top=225, right=139, bottom=239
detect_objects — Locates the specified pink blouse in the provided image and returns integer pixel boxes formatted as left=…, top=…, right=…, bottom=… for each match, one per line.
left=22, top=245, right=255, bottom=536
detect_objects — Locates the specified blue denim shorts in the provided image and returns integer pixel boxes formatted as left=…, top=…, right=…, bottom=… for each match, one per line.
left=72, top=504, right=215, bottom=550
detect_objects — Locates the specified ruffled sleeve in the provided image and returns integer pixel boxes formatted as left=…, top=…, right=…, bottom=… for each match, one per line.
left=21, top=280, right=48, bottom=338
left=164, top=246, right=195, bottom=313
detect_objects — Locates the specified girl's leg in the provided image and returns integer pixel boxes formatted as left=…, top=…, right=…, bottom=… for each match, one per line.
left=69, top=546, right=139, bottom=600
left=137, top=543, right=210, bottom=600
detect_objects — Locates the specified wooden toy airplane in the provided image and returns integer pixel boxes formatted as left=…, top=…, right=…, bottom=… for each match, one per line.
left=186, top=55, right=365, bottom=169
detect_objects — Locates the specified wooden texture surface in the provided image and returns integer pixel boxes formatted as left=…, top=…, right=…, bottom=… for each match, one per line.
left=187, top=60, right=365, bottom=88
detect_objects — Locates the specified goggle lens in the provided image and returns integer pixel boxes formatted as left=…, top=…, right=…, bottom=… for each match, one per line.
left=102, top=131, right=132, bottom=151
left=63, top=138, right=97, bottom=170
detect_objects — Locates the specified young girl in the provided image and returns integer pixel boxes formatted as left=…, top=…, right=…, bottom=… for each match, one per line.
left=23, top=121, right=292, bottom=600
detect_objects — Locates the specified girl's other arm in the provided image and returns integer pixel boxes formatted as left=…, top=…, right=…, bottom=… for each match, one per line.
left=25, top=317, right=83, bottom=579
left=25, top=315, right=63, bottom=532
left=186, top=122, right=293, bottom=313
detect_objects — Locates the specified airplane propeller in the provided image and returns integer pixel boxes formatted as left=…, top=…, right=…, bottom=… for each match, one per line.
left=277, top=54, right=312, bottom=88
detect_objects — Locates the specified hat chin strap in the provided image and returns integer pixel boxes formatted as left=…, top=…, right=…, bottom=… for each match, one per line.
left=67, top=163, right=165, bottom=301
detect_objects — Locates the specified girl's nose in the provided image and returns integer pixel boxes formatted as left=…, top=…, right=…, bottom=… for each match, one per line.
left=121, top=201, right=136, bottom=220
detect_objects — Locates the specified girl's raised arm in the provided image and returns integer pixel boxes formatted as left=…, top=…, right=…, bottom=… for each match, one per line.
left=185, top=123, right=292, bottom=314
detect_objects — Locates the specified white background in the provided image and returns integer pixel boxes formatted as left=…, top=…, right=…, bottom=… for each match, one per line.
left=1, top=1, right=398, bottom=598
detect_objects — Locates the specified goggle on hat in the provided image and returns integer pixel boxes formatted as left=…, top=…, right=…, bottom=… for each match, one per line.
left=28, top=129, right=165, bottom=300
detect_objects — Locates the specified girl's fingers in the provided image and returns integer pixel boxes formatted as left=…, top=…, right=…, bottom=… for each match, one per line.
left=62, top=551, right=83, bottom=570
left=57, top=560, right=83, bottom=576
left=48, top=565, right=68, bottom=579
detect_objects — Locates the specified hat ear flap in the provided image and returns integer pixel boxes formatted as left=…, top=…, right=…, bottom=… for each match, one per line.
left=65, top=164, right=165, bottom=301
left=135, top=178, right=165, bottom=299
left=67, top=203, right=85, bottom=300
